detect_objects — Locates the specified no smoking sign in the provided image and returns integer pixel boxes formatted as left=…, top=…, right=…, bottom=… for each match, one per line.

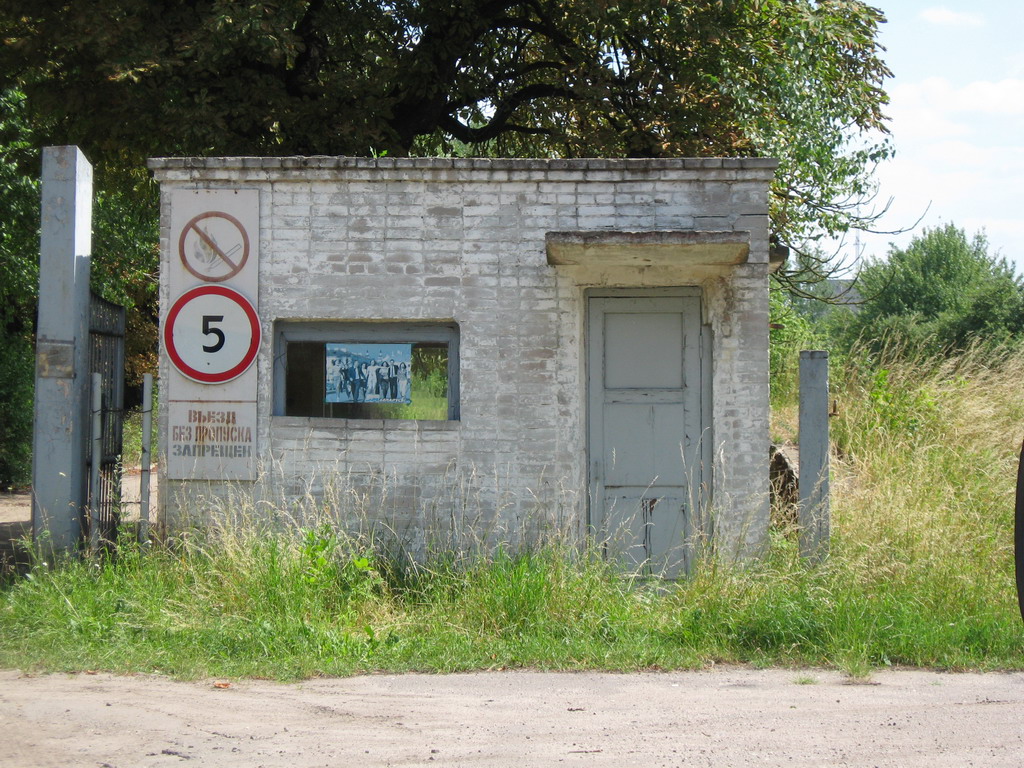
left=178, top=211, right=250, bottom=282
left=164, top=285, right=261, bottom=384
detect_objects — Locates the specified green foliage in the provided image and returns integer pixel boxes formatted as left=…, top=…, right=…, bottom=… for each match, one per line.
left=768, top=286, right=826, bottom=407
left=0, top=331, right=34, bottom=487
left=860, top=365, right=938, bottom=438
left=334, top=346, right=449, bottom=420
left=0, top=1, right=897, bottom=479
left=119, top=385, right=159, bottom=468
left=0, top=90, right=161, bottom=482
left=842, top=224, right=1024, bottom=355
left=723, top=1, right=893, bottom=267
left=414, top=346, right=449, bottom=399
left=4, top=340, right=1024, bottom=678
left=2, top=0, right=891, bottom=259
left=0, top=90, right=40, bottom=334
left=0, top=90, right=41, bottom=486
left=91, top=180, right=161, bottom=385
left=300, top=524, right=381, bottom=600
left=0, top=90, right=159, bottom=325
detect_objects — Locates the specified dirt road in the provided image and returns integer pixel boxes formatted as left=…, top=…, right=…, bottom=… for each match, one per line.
left=1, top=472, right=153, bottom=573
left=0, top=491, right=30, bottom=527
left=0, top=468, right=153, bottom=527
left=3, top=667, right=1023, bottom=767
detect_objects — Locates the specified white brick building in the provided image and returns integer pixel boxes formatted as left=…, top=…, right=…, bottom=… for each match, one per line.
left=150, top=157, right=776, bottom=569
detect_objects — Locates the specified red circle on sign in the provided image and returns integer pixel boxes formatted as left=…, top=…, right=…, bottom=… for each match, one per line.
left=164, top=285, right=261, bottom=383
left=178, top=211, right=250, bottom=283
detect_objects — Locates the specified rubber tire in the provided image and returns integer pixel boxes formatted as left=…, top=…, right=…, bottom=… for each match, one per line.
left=1016, top=439, right=1024, bottom=623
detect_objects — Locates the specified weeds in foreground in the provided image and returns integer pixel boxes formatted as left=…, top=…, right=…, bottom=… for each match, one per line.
left=2, top=347, right=1023, bottom=678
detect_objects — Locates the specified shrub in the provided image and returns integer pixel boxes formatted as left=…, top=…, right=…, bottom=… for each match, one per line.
left=841, top=224, right=1024, bottom=355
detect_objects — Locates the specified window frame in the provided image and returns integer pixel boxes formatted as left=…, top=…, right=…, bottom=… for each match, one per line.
left=273, top=320, right=461, bottom=421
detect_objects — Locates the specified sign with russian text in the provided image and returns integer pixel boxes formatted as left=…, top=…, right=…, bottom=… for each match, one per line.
left=166, top=401, right=257, bottom=480
left=165, top=189, right=260, bottom=480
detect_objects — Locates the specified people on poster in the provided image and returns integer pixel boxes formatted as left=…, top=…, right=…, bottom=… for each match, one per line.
left=395, top=364, right=407, bottom=403
left=325, top=343, right=413, bottom=404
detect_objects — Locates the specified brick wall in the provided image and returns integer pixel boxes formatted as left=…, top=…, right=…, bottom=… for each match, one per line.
left=150, top=157, right=775, bottom=559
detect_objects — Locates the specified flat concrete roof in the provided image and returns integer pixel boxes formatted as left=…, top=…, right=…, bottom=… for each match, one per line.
left=148, top=156, right=779, bottom=172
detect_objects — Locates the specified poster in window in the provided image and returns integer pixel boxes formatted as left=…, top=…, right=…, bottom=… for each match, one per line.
left=325, top=343, right=412, bottom=404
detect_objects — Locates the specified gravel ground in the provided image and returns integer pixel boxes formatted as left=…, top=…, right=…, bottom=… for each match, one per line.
left=5, top=484, right=1024, bottom=767
left=0, top=490, right=30, bottom=526
left=3, top=667, right=1023, bottom=767
left=1, top=472, right=152, bottom=571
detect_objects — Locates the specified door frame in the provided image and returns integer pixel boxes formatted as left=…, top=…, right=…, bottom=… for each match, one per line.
left=584, top=286, right=714, bottom=555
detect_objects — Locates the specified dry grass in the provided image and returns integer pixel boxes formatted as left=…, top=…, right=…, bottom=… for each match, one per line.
left=2, top=345, right=1023, bottom=678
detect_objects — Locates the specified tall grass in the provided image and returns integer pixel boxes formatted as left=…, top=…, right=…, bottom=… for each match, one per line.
left=2, top=346, right=1023, bottom=678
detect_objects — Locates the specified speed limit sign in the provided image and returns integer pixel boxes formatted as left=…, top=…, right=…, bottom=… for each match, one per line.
left=164, top=285, right=261, bottom=383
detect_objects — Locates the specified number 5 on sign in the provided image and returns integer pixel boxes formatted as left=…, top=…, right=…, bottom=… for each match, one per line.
left=202, top=315, right=226, bottom=352
left=164, top=286, right=261, bottom=383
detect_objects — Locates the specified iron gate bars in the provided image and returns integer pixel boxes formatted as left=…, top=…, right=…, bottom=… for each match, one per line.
left=87, top=292, right=126, bottom=543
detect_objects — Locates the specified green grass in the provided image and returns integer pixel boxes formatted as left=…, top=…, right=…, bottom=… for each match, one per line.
left=120, top=405, right=158, bottom=469
left=2, top=346, right=1023, bottom=679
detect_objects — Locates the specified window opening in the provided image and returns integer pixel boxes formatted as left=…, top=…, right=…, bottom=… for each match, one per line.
left=274, top=322, right=459, bottom=421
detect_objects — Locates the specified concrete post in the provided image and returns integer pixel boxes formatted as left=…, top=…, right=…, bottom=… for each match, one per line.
left=798, top=350, right=830, bottom=562
left=31, top=146, right=93, bottom=554
left=139, top=373, right=154, bottom=543
left=88, top=372, right=103, bottom=550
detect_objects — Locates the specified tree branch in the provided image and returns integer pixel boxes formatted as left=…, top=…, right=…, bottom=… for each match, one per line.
left=440, top=83, right=576, bottom=143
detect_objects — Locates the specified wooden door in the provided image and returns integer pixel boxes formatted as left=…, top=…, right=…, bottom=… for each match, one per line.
left=588, top=290, right=705, bottom=576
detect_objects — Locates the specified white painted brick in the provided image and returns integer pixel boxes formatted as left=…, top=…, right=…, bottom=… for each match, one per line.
left=154, top=157, right=775, bottom=559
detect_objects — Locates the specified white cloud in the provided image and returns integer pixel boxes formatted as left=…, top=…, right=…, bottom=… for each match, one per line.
left=862, top=3, right=1024, bottom=272
left=1004, top=52, right=1024, bottom=78
left=860, top=139, right=1024, bottom=268
left=892, top=77, right=1024, bottom=116
left=948, top=79, right=1024, bottom=114
left=917, top=140, right=1024, bottom=171
left=877, top=141, right=1024, bottom=222
left=959, top=217, right=1024, bottom=257
left=919, top=7, right=985, bottom=27
left=887, top=100, right=969, bottom=142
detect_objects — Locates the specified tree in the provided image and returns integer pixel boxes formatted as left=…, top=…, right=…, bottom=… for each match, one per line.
left=0, top=1, right=896, bottom=480
left=0, top=90, right=42, bottom=486
left=1, top=0, right=892, bottom=268
left=839, top=224, right=1024, bottom=355
left=0, top=91, right=159, bottom=485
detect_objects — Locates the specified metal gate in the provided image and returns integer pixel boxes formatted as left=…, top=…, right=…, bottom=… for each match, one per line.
left=88, top=292, right=126, bottom=542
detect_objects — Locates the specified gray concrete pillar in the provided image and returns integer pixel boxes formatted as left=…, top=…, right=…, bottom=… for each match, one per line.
left=798, top=350, right=830, bottom=562
left=31, top=146, right=93, bottom=554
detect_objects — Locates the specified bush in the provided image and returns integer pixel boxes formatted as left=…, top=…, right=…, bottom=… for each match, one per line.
left=0, top=330, right=33, bottom=487
left=841, top=224, right=1024, bottom=355
left=768, top=287, right=827, bottom=408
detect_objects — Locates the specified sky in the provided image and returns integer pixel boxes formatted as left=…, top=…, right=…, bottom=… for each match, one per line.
left=843, top=1, right=1024, bottom=274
